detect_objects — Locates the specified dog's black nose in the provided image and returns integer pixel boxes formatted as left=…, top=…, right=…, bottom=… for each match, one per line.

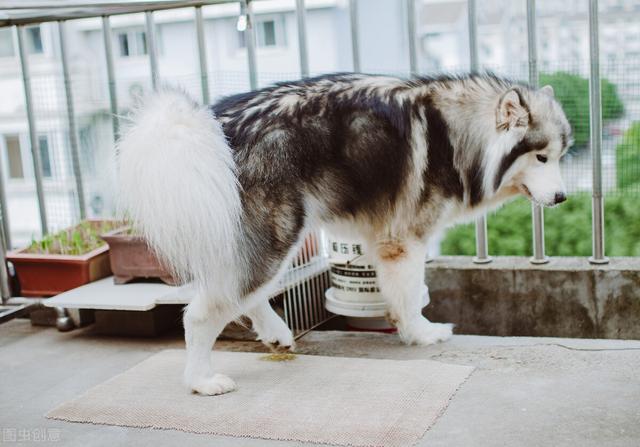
left=554, top=192, right=567, bottom=204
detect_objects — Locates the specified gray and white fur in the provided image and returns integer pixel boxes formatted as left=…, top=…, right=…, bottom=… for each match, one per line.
left=117, top=73, right=572, bottom=395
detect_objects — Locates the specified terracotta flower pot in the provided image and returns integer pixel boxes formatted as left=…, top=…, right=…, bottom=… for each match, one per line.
left=100, top=228, right=178, bottom=285
left=7, top=243, right=111, bottom=298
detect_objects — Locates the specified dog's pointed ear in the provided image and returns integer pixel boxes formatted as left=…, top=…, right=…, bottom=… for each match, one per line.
left=540, top=85, right=554, bottom=98
left=497, top=88, right=529, bottom=131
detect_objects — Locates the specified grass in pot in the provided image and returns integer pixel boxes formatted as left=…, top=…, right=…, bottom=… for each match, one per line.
left=7, top=220, right=121, bottom=297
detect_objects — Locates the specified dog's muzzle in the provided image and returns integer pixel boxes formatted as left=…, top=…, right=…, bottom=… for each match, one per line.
left=553, top=192, right=567, bottom=205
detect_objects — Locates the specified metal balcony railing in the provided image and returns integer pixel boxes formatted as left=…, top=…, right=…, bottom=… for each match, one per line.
left=0, top=0, right=613, bottom=307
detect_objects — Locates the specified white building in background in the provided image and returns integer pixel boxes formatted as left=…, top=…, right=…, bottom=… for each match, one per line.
left=0, top=0, right=361, bottom=247
left=420, top=0, right=640, bottom=101
left=0, top=0, right=639, bottom=247
left=0, top=24, right=82, bottom=247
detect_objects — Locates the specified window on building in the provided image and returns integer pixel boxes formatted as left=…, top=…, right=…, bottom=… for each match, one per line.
left=38, top=135, right=52, bottom=178
left=117, top=30, right=147, bottom=57
left=258, top=20, right=277, bottom=47
left=238, top=16, right=285, bottom=49
left=5, top=136, right=24, bottom=179
left=0, top=28, right=14, bottom=57
left=118, top=33, right=129, bottom=56
left=26, top=26, right=43, bottom=54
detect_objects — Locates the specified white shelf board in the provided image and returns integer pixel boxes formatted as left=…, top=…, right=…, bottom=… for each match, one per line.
left=43, top=262, right=327, bottom=311
left=42, top=262, right=328, bottom=312
left=43, top=277, right=194, bottom=311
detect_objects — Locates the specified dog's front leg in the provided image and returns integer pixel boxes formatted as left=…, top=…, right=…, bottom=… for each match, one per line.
left=245, top=300, right=295, bottom=352
left=374, top=238, right=453, bottom=345
left=183, top=295, right=237, bottom=396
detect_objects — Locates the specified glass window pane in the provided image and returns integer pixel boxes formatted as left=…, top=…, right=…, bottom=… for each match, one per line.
left=0, top=28, right=14, bottom=57
left=118, top=33, right=129, bottom=56
left=26, top=26, right=43, bottom=54
left=5, top=136, right=23, bottom=179
left=136, top=31, right=147, bottom=55
left=262, top=21, right=276, bottom=47
left=38, top=136, right=52, bottom=178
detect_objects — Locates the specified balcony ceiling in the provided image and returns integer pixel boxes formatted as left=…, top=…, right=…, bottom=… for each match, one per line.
left=0, top=0, right=239, bottom=27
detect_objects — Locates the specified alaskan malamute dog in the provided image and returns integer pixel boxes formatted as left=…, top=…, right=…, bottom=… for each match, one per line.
left=117, top=73, right=572, bottom=395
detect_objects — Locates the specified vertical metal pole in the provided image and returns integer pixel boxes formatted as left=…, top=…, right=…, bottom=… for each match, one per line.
left=588, top=0, right=608, bottom=264
left=195, top=6, right=210, bottom=105
left=473, top=217, right=491, bottom=263
left=145, top=11, right=159, bottom=91
left=348, top=0, right=360, bottom=72
left=305, top=237, right=317, bottom=331
left=295, top=243, right=307, bottom=332
left=290, top=280, right=299, bottom=332
left=283, top=292, right=291, bottom=332
left=467, top=0, right=490, bottom=263
left=102, top=16, right=119, bottom=141
left=311, top=252, right=322, bottom=324
left=526, top=0, right=548, bottom=264
left=526, top=0, right=538, bottom=88
left=295, top=0, right=310, bottom=78
left=0, top=153, right=12, bottom=250
left=58, top=21, right=87, bottom=220
left=16, top=26, right=48, bottom=235
left=241, top=0, right=258, bottom=90
left=467, top=0, right=478, bottom=71
left=406, top=0, right=417, bottom=77
left=313, top=233, right=325, bottom=323
left=0, top=229, right=11, bottom=300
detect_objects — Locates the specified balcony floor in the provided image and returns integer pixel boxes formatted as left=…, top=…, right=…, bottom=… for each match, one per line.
left=2, top=319, right=640, bottom=446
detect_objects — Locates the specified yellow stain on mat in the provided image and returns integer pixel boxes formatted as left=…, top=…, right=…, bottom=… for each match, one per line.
left=260, top=353, right=297, bottom=362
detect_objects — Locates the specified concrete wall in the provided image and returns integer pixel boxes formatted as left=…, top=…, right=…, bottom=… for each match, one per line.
left=424, top=256, right=640, bottom=340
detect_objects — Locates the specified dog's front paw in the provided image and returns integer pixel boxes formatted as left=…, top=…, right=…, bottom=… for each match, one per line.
left=264, top=338, right=296, bottom=353
left=258, top=325, right=295, bottom=353
left=190, top=373, right=237, bottom=396
left=400, top=319, right=453, bottom=346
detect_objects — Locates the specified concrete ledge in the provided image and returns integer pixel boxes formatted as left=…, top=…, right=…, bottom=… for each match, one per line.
left=424, top=256, right=640, bottom=339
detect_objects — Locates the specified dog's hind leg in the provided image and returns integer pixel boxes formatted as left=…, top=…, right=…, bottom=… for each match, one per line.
left=374, top=237, right=453, bottom=345
left=183, top=295, right=237, bottom=396
left=245, top=300, right=295, bottom=352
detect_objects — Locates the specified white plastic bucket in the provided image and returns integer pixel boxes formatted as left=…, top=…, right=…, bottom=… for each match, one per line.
left=325, top=287, right=430, bottom=318
left=345, top=316, right=398, bottom=333
left=325, top=237, right=430, bottom=331
left=327, top=238, right=380, bottom=303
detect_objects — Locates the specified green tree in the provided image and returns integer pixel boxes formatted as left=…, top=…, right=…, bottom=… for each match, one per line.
left=616, top=121, right=640, bottom=190
left=539, top=72, right=624, bottom=150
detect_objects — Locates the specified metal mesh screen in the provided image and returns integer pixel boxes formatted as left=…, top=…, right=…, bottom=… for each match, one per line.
left=3, top=1, right=640, bottom=254
left=281, top=231, right=332, bottom=336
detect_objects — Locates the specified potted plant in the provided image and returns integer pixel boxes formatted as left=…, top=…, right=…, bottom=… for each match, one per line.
left=7, top=220, right=121, bottom=297
left=100, top=226, right=178, bottom=285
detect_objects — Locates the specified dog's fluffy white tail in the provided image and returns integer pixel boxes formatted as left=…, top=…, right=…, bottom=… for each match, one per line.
left=116, top=89, right=241, bottom=301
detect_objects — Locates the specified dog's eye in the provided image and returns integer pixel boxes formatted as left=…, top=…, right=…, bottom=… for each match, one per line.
left=536, top=154, right=548, bottom=163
